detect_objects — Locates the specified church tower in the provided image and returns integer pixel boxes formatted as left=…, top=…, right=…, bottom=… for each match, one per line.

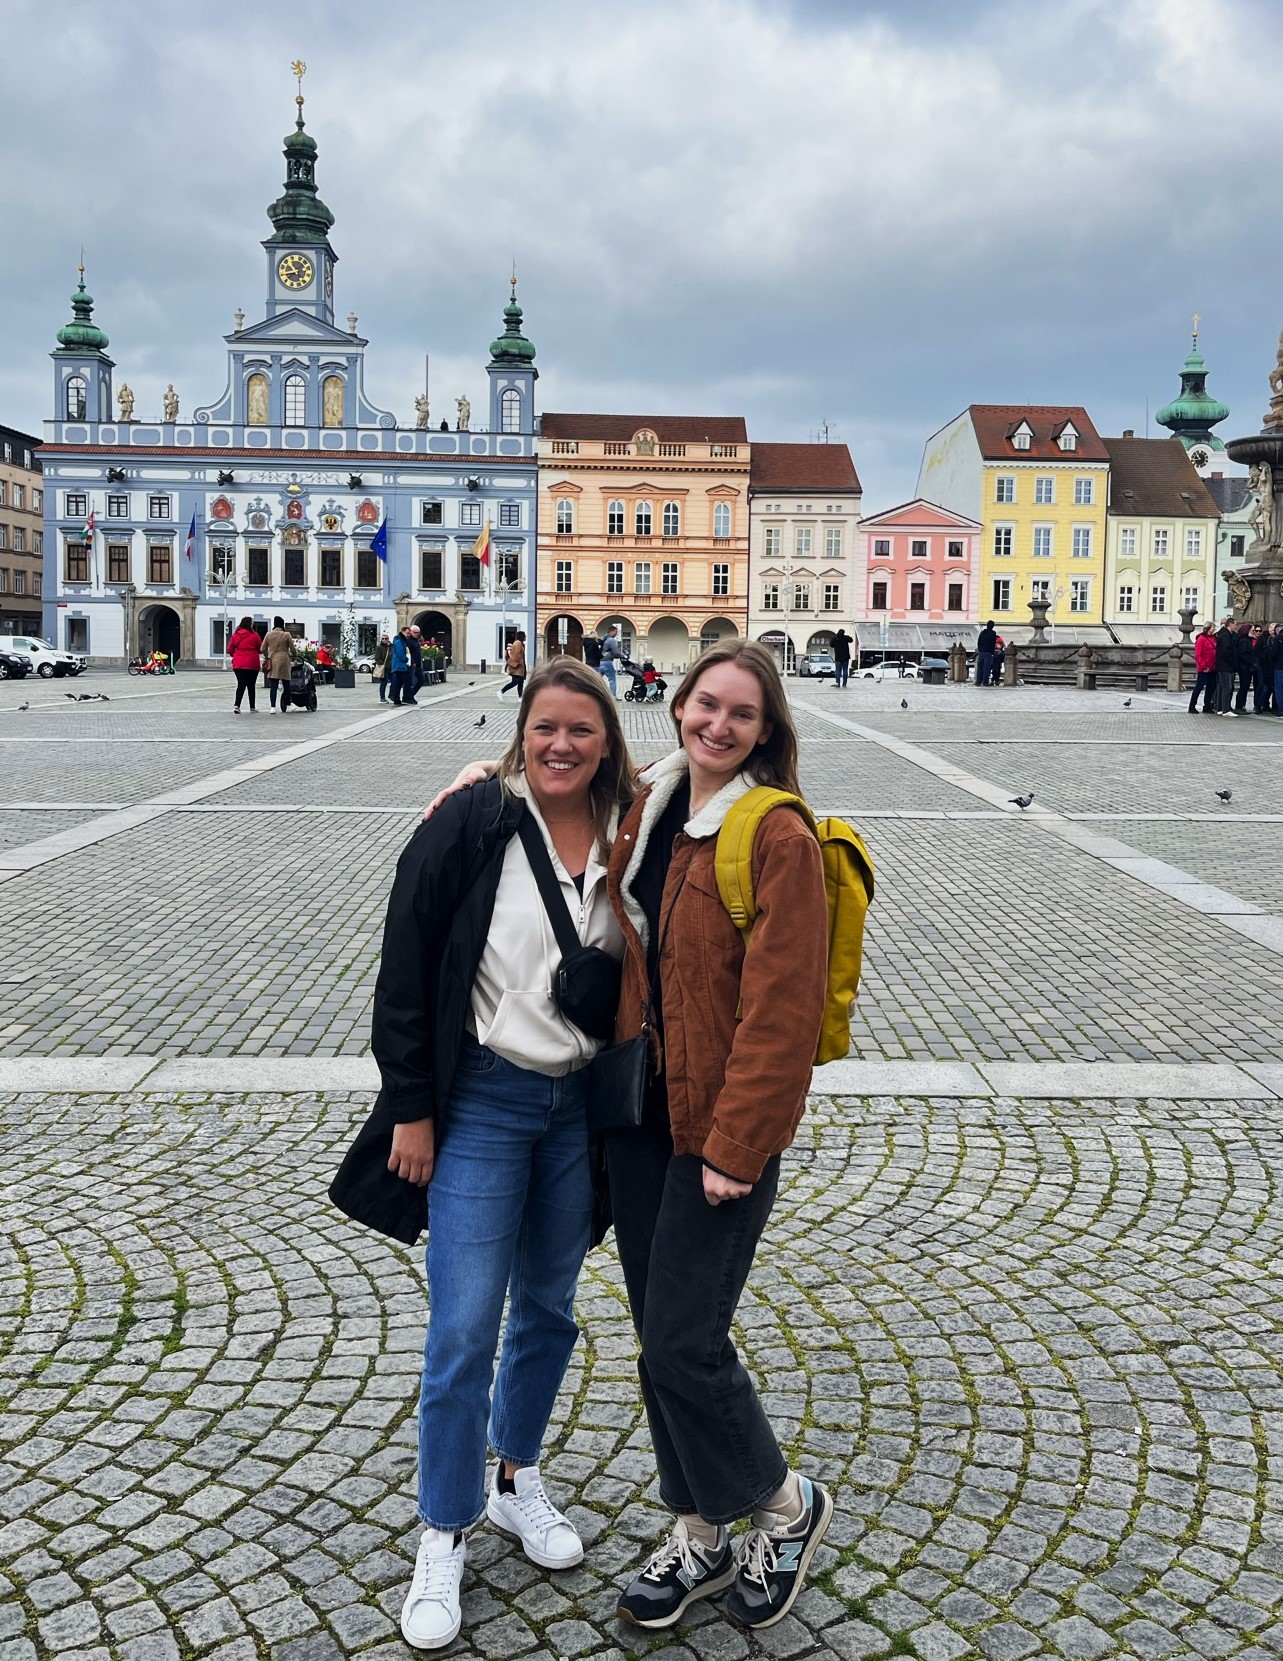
left=262, top=64, right=338, bottom=324
left=51, top=265, right=113, bottom=424
left=1156, top=319, right=1230, bottom=475
left=487, top=276, right=538, bottom=435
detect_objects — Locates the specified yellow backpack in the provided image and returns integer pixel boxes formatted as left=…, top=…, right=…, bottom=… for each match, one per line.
left=715, top=788, right=874, bottom=1065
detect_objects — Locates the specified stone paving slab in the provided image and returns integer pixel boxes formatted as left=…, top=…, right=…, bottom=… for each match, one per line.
left=5, top=1087, right=1283, bottom=1660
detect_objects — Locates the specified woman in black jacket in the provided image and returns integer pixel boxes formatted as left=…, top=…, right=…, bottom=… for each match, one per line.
left=334, top=659, right=634, bottom=1651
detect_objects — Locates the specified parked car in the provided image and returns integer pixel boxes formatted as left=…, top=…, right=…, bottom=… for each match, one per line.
left=355, top=655, right=376, bottom=676
left=858, top=659, right=923, bottom=682
left=798, top=652, right=836, bottom=678
left=0, top=650, right=32, bottom=680
left=0, top=635, right=87, bottom=678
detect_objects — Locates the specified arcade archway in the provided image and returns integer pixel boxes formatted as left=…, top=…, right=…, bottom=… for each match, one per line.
left=545, top=613, right=584, bottom=660
left=138, top=604, right=181, bottom=664
left=412, top=610, right=452, bottom=660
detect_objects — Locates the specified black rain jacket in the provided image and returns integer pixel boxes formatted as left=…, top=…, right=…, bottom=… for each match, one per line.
left=329, top=780, right=522, bottom=1243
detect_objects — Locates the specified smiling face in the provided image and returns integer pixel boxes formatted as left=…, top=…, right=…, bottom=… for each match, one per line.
left=521, top=686, right=610, bottom=814
left=674, top=660, right=773, bottom=799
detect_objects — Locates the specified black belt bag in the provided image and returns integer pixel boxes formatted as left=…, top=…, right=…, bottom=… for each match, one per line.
left=517, top=813, right=620, bottom=1043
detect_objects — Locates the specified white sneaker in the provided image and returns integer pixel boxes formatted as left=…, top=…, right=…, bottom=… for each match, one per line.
left=486, top=1465, right=583, bottom=1569
left=401, top=1527, right=465, bottom=1650
left=497, top=689, right=505, bottom=701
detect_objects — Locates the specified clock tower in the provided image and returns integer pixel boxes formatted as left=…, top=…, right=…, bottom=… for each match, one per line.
left=263, top=66, right=337, bottom=323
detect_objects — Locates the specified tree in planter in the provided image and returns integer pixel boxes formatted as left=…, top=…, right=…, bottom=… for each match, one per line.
left=339, top=602, right=357, bottom=670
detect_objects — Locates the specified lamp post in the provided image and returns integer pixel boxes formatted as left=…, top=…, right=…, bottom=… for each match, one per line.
left=1048, top=583, right=1065, bottom=645
left=782, top=556, right=793, bottom=675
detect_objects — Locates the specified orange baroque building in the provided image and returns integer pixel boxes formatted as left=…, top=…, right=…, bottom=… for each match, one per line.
left=537, top=413, right=749, bottom=672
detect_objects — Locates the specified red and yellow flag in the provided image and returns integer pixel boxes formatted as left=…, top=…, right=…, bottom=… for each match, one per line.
left=471, top=521, right=491, bottom=567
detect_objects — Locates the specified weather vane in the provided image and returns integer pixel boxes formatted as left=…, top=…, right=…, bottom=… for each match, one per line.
left=292, top=58, right=307, bottom=112
left=1192, top=312, right=1200, bottom=347
left=510, top=260, right=518, bottom=297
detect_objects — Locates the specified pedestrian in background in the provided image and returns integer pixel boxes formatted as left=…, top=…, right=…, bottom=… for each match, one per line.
left=975, top=620, right=996, bottom=687
left=1215, top=617, right=1238, bottom=716
left=408, top=625, right=425, bottom=700
left=990, top=635, right=1006, bottom=686
left=261, top=615, right=294, bottom=711
left=1189, top=622, right=1218, bottom=715
left=498, top=631, right=527, bottom=701
left=1234, top=622, right=1255, bottom=714
left=228, top=616, right=263, bottom=714
left=832, top=628, right=853, bottom=688
left=374, top=633, right=393, bottom=703
left=390, top=627, right=415, bottom=706
left=597, top=626, right=620, bottom=695
left=1255, top=624, right=1278, bottom=714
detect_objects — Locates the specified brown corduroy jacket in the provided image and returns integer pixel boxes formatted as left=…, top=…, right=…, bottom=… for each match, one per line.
left=606, top=763, right=827, bottom=1183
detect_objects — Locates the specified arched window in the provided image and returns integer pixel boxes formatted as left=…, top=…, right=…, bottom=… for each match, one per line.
left=713, top=502, right=731, bottom=538
left=322, top=375, right=344, bottom=428
left=635, top=500, right=653, bottom=536
left=501, top=388, right=522, bottom=433
left=556, top=499, right=574, bottom=535
left=65, top=376, right=87, bottom=420
left=607, top=499, right=625, bottom=536
left=246, top=373, right=268, bottom=426
left=662, top=501, right=680, bottom=537
left=284, top=375, right=307, bottom=427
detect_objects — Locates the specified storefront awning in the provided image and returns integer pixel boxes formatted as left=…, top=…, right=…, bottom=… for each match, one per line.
left=856, top=622, right=980, bottom=651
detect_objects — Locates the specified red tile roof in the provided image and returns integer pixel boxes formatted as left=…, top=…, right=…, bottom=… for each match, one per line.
left=541, top=412, right=748, bottom=443
left=750, top=442, right=860, bottom=492
left=1102, top=437, right=1220, bottom=519
left=969, top=404, right=1109, bottom=462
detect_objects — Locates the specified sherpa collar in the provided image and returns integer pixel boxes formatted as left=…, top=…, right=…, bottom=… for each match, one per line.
left=617, top=750, right=755, bottom=951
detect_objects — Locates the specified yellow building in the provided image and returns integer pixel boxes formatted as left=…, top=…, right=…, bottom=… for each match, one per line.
left=1102, top=435, right=1220, bottom=639
left=537, top=414, right=748, bottom=673
left=917, top=404, right=1111, bottom=636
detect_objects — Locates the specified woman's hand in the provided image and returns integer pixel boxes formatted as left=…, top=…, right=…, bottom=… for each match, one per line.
left=389, top=1118, right=435, bottom=1186
left=702, top=1166, right=753, bottom=1206
left=423, top=761, right=494, bottom=819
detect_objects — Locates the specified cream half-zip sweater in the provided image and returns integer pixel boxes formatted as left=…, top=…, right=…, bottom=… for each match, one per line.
left=469, top=777, right=624, bottom=1077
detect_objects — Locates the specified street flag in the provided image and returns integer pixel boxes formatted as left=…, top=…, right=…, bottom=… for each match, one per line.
left=82, top=507, right=95, bottom=547
left=184, top=510, right=197, bottom=564
left=471, top=520, right=491, bottom=568
left=371, top=517, right=388, bottom=562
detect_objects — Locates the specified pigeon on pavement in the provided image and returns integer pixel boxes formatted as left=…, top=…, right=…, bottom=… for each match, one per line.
left=1123, top=698, right=1132, bottom=708
left=1009, top=793, right=1034, bottom=809
left=64, top=692, right=78, bottom=701
left=17, top=702, right=28, bottom=712
left=900, top=698, right=909, bottom=710
left=1216, top=789, right=1233, bottom=803
left=473, top=714, right=486, bottom=729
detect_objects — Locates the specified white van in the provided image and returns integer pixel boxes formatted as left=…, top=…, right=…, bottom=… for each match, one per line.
left=0, top=635, right=87, bottom=678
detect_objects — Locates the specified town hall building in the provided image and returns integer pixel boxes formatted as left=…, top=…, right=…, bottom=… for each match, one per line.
left=41, top=87, right=537, bottom=667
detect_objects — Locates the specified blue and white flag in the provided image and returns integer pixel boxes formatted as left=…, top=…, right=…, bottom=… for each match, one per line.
left=371, top=517, right=388, bottom=562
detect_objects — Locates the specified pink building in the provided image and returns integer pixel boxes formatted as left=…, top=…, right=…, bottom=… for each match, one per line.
left=857, top=498, right=982, bottom=655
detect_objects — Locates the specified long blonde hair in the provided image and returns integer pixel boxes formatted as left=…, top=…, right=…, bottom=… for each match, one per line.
left=497, top=657, right=637, bottom=860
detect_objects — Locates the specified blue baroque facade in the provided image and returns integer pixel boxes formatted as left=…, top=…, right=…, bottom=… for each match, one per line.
left=42, top=96, right=537, bottom=667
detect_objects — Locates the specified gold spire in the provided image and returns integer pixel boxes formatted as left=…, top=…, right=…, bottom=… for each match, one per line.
left=510, top=261, right=518, bottom=298
left=291, top=58, right=307, bottom=116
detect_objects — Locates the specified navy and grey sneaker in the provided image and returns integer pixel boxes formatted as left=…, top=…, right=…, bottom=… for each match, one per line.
left=616, top=1519, right=737, bottom=1629
left=725, top=1476, right=834, bottom=1629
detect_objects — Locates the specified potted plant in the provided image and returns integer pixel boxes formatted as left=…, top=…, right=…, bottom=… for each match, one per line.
left=333, top=603, right=358, bottom=688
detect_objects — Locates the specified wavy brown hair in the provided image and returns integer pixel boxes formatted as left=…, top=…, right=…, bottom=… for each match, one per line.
left=498, top=656, right=637, bottom=860
left=670, top=639, right=800, bottom=794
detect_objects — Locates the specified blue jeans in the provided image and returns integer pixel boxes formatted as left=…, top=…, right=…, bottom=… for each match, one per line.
left=598, top=660, right=616, bottom=694
left=389, top=668, right=413, bottom=704
left=418, top=1038, right=594, bottom=1530
left=975, top=652, right=993, bottom=686
left=834, top=661, right=849, bottom=686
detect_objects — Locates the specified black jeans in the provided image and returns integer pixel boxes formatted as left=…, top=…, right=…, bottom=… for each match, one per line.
left=1235, top=668, right=1254, bottom=712
left=499, top=675, right=526, bottom=696
left=233, top=667, right=258, bottom=710
left=1217, top=670, right=1235, bottom=712
left=1188, top=670, right=1217, bottom=712
left=266, top=675, right=286, bottom=708
left=604, top=1113, right=787, bottom=1525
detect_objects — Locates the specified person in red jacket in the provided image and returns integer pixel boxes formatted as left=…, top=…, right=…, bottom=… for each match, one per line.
left=227, top=616, right=263, bottom=713
left=1189, top=621, right=1218, bottom=715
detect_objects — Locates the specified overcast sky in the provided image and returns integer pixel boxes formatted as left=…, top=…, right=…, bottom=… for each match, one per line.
left=0, top=0, right=1271, bottom=506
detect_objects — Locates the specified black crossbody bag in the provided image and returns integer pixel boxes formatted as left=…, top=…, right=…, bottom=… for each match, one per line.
left=518, top=812, right=652, bottom=1131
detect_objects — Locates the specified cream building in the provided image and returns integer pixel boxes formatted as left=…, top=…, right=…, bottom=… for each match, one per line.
left=747, top=442, right=862, bottom=672
left=537, top=414, right=748, bottom=672
left=1101, top=436, right=1219, bottom=639
left=0, top=425, right=43, bottom=636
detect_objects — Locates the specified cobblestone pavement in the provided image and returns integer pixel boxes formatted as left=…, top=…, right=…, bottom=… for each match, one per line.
left=4, top=671, right=1283, bottom=1657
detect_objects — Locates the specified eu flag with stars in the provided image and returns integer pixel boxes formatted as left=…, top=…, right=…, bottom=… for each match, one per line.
left=371, top=518, right=388, bottom=562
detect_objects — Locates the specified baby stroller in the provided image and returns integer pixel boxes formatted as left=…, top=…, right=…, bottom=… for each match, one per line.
left=622, top=657, right=666, bottom=703
left=280, top=659, right=318, bottom=714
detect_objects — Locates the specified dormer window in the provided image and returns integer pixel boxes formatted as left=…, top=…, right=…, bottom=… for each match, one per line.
left=1011, top=421, right=1033, bottom=451
left=1058, top=426, right=1078, bottom=452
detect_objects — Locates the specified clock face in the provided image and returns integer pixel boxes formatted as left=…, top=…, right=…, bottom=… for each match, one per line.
left=1190, top=447, right=1210, bottom=469
left=277, top=253, right=314, bottom=290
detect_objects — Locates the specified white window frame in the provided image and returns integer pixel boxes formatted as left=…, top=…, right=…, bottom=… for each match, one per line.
left=662, top=501, right=680, bottom=537
left=635, top=500, right=653, bottom=536
left=764, top=526, right=781, bottom=558
left=284, top=374, right=307, bottom=427
left=555, top=559, right=572, bottom=593
left=795, top=526, right=812, bottom=558
left=822, top=582, right=840, bottom=611
left=555, top=499, right=574, bottom=535
left=1186, top=528, right=1202, bottom=560
left=634, top=561, right=652, bottom=595
left=1032, top=526, right=1052, bottom=559
left=762, top=581, right=779, bottom=611
left=1120, top=527, right=1137, bottom=559
left=713, top=502, right=731, bottom=538
left=1034, top=476, right=1054, bottom=505
left=661, top=561, right=679, bottom=595
left=1070, top=579, right=1090, bottom=613
left=1151, top=585, right=1167, bottom=615
left=992, top=577, right=1011, bottom=612
left=1072, top=526, right=1092, bottom=559
left=1152, top=528, right=1169, bottom=560
left=1118, top=586, right=1135, bottom=613
left=825, top=527, right=843, bottom=559
left=712, top=563, right=729, bottom=597
left=607, top=499, right=625, bottom=536
left=606, top=560, right=624, bottom=594
left=1074, top=476, right=1094, bottom=506
left=993, top=524, right=1014, bottom=558
left=994, top=475, right=1015, bottom=504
